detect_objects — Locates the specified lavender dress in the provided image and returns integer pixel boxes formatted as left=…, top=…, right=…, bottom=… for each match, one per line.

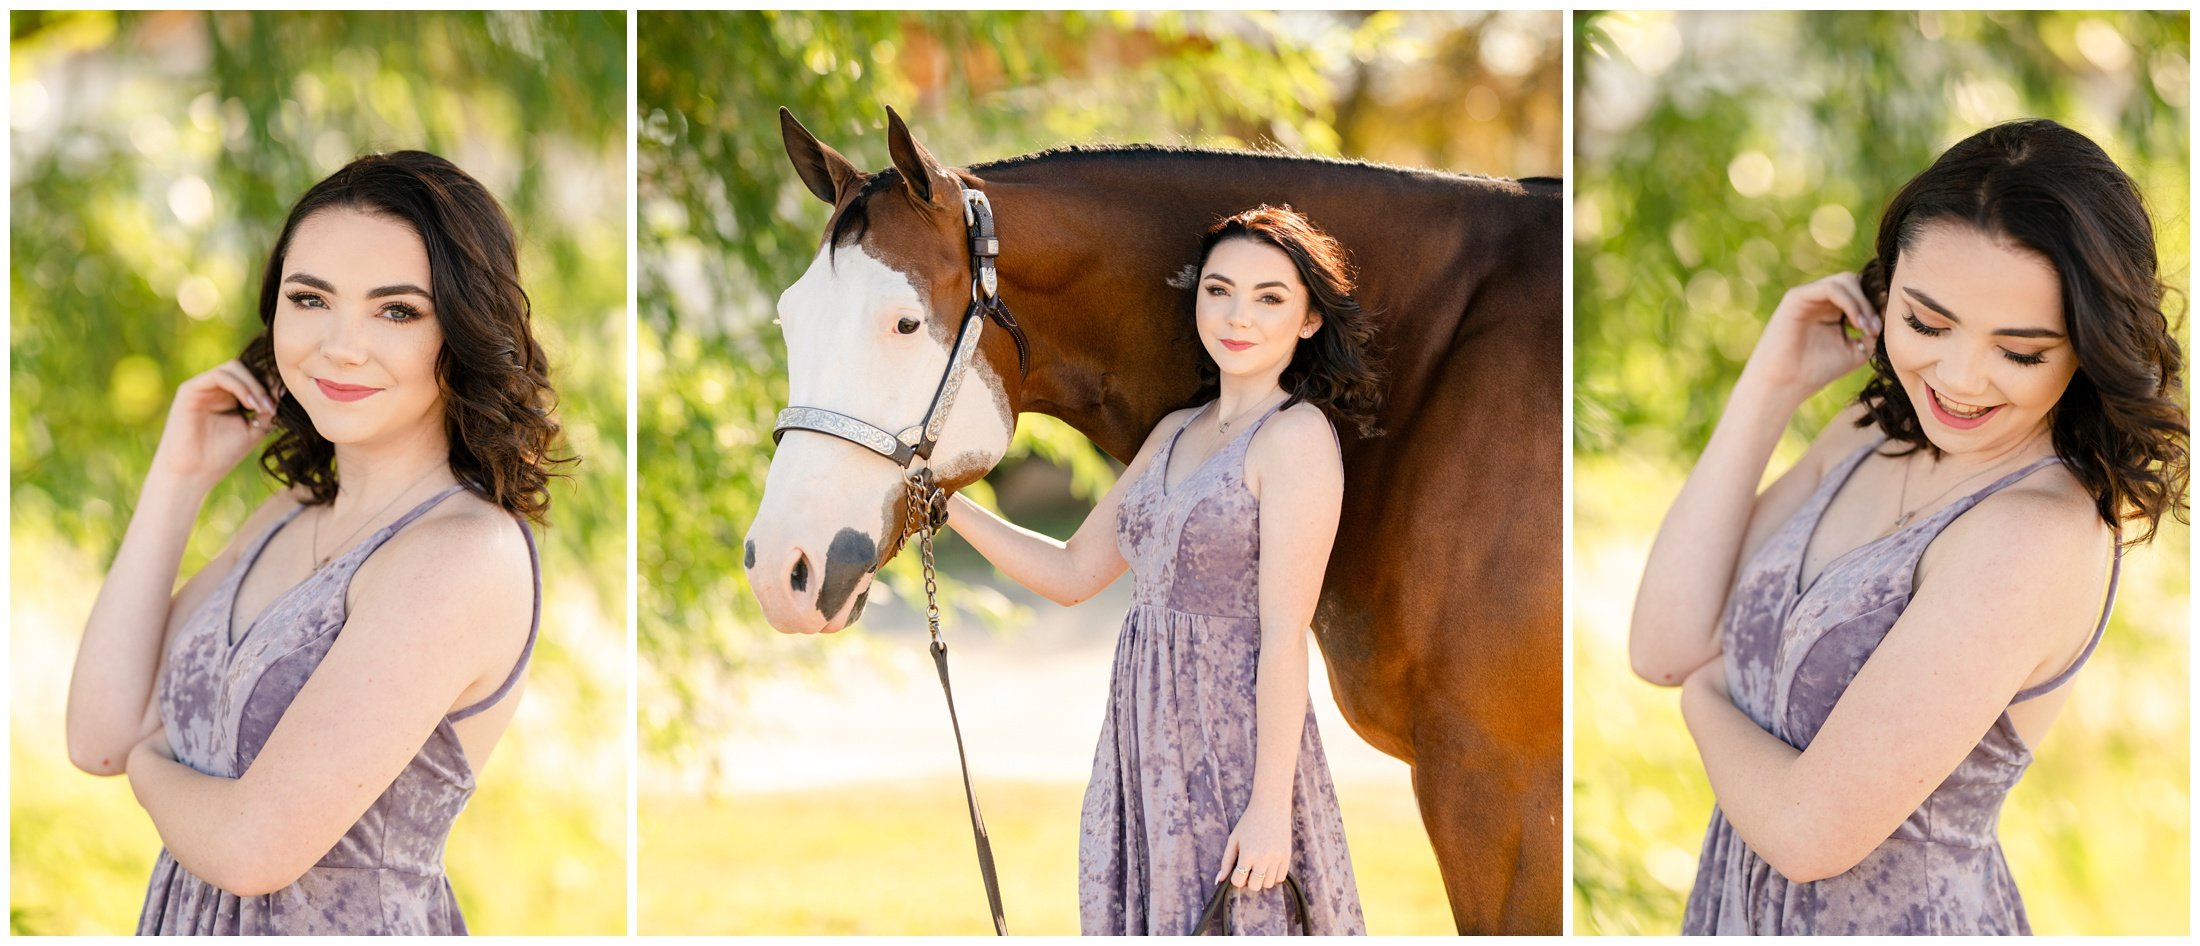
left=138, top=484, right=540, bottom=935
left=1684, top=439, right=2119, bottom=935
left=1080, top=401, right=1367, bottom=935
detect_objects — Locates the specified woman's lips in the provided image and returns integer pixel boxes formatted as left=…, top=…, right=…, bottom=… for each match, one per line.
left=314, top=378, right=384, bottom=403
left=1924, top=384, right=2002, bottom=430
left=1220, top=339, right=1255, bottom=352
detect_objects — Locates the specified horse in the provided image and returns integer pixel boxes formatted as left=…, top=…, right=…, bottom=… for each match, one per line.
left=742, top=106, right=1561, bottom=934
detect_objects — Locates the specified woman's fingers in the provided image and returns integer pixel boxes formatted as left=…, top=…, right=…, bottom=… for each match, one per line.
left=1215, top=834, right=1241, bottom=885
left=212, top=361, right=274, bottom=416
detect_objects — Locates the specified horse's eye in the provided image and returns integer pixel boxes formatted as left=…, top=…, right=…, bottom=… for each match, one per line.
left=896, top=317, right=921, bottom=335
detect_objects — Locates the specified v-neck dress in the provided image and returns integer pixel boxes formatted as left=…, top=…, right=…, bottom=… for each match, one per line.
left=1683, top=439, right=2120, bottom=935
left=1079, top=400, right=1367, bottom=935
left=138, top=484, right=541, bottom=935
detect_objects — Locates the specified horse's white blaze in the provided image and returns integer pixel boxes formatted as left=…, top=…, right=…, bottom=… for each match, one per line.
left=747, top=243, right=1013, bottom=629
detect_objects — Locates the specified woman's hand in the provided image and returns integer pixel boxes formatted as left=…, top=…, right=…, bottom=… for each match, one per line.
left=149, top=360, right=282, bottom=492
left=1740, top=273, right=1882, bottom=408
left=1216, top=802, right=1293, bottom=892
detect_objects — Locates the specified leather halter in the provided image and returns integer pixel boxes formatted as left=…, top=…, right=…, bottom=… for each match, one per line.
left=771, top=187, right=1031, bottom=470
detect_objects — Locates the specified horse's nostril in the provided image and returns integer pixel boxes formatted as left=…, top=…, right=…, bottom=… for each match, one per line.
left=790, top=554, right=810, bottom=594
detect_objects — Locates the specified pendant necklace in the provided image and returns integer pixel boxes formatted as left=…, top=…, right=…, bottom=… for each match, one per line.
left=311, top=466, right=446, bottom=568
left=1891, top=450, right=2028, bottom=531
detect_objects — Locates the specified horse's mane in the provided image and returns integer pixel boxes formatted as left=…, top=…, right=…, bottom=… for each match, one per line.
left=827, top=143, right=1544, bottom=257
left=970, top=142, right=1509, bottom=185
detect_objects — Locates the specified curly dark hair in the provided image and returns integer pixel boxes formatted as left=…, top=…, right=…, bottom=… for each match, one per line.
left=240, top=150, right=570, bottom=522
left=1854, top=119, right=2187, bottom=546
left=1188, top=205, right=1386, bottom=438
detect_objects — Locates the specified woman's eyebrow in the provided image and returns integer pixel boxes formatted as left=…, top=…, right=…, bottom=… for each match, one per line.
left=367, top=283, right=432, bottom=300
left=1903, top=286, right=2064, bottom=339
left=1202, top=274, right=1290, bottom=290
left=282, top=272, right=335, bottom=292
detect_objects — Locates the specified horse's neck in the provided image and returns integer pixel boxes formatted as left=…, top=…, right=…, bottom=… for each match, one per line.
left=977, top=154, right=1535, bottom=462
left=982, top=173, right=1206, bottom=461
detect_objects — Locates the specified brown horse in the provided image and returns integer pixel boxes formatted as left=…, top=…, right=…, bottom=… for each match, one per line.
left=742, top=107, right=1560, bottom=933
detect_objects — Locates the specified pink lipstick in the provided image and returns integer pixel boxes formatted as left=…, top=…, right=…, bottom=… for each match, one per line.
left=314, top=378, right=383, bottom=403
left=1924, top=384, right=2002, bottom=430
left=1220, top=339, right=1255, bottom=352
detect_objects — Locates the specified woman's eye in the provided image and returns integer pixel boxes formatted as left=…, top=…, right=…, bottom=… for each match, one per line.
left=895, top=317, right=921, bottom=335
left=1260, top=294, right=1285, bottom=305
left=1901, top=310, right=1946, bottom=337
left=286, top=292, right=327, bottom=309
left=2001, top=349, right=2047, bottom=367
left=1204, top=284, right=1227, bottom=296
left=380, top=303, right=424, bottom=323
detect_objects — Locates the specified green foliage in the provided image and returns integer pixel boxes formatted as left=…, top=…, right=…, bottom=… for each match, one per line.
left=637, top=11, right=1562, bottom=763
left=1574, top=11, right=2190, bottom=459
left=9, top=12, right=625, bottom=933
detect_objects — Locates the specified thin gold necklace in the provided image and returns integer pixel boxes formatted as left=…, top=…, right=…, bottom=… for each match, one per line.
left=1890, top=450, right=2031, bottom=531
left=1216, top=391, right=1286, bottom=436
left=312, top=466, right=446, bottom=567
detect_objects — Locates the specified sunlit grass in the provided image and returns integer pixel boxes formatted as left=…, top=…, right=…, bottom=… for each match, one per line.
left=640, top=778, right=1452, bottom=934
left=1571, top=455, right=2188, bottom=935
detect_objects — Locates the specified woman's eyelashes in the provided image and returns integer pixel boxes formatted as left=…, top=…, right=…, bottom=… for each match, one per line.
left=1202, top=283, right=1287, bottom=306
left=1901, top=309, right=1946, bottom=338
left=1901, top=308, right=2049, bottom=367
left=284, top=291, right=427, bottom=323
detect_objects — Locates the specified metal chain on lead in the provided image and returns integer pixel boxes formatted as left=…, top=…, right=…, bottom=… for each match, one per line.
left=906, top=468, right=946, bottom=644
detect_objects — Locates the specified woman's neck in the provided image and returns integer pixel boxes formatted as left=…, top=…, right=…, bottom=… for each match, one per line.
left=1917, top=421, right=2057, bottom=480
left=328, top=422, right=454, bottom=516
left=1214, top=367, right=1290, bottom=423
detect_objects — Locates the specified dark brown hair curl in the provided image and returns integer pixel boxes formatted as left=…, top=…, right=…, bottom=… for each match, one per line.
left=240, top=150, right=571, bottom=522
left=1854, top=119, right=2187, bottom=546
left=1189, top=205, right=1386, bottom=438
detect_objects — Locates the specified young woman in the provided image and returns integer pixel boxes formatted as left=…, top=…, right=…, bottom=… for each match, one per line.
left=945, top=206, right=1379, bottom=935
left=64, top=151, right=568, bottom=935
left=1629, top=120, right=2187, bottom=934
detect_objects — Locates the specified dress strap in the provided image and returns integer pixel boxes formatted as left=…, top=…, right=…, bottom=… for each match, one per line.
left=450, top=516, right=542, bottom=722
left=2011, top=537, right=2121, bottom=704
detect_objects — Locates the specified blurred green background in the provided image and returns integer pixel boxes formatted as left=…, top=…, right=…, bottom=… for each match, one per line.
left=1573, top=11, right=2189, bottom=935
left=637, top=11, right=1558, bottom=933
left=9, top=11, right=626, bottom=935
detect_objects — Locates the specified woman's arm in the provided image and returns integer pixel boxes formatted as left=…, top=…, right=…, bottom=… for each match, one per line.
left=68, top=361, right=279, bottom=775
left=125, top=509, right=532, bottom=896
left=1217, top=405, right=1342, bottom=892
left=1680, top=489, right=2110, bottom=882
left=942, top=408, right=1191, bottom=606
left=1629, top=275, right=1882, bottom=685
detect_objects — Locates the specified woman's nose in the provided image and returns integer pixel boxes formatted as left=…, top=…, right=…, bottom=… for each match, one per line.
left=320, top=313, right=369, bottom=366
left=1934, top=346, right=1990, bottom=397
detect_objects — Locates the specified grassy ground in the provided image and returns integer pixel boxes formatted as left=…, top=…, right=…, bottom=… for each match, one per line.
left=1571, top=454, right=2189, bottom=935
left=640, top=777, right=1452, bottom=934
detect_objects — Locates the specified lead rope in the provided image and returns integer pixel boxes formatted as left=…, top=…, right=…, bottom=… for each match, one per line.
left=904, top=467, right=1007, bottom=936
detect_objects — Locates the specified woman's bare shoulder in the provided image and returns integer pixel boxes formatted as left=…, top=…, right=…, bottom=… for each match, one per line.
left=1247, top=403, right=1343, bottom=490
left=350, top=489, right=534, bottom=654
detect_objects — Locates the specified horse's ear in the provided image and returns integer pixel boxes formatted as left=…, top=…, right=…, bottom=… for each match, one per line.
left=781, top=107, right=864, bottom=205
left=884, top=105, right=949, bottom=206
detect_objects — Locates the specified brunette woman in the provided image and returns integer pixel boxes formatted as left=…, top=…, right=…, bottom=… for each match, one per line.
left=65, top=151, right=568, bottom=934
left=947, top=206, right=1381, bottom=935
left=1630, top=120, right=2187, bottom=934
